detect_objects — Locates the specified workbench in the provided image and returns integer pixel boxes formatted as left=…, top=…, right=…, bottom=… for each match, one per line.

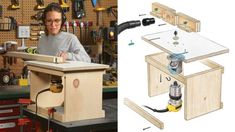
left=23, top=99, right=117, bottom=132
left=0, top=85, right=117, bottom=131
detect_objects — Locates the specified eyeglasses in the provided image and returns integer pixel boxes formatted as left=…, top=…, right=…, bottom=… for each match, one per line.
left=45, top=19, right=62, bottom=26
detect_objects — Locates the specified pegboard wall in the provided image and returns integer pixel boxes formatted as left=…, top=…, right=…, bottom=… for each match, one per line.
left=0, top=0, right=117, bottom=76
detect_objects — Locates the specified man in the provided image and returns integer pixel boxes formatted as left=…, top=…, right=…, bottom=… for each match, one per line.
left=37, top=3, right=91, bottom=62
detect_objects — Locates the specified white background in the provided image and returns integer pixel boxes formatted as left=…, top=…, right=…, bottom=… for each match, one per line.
left=118, top=0, right=234, bottom=131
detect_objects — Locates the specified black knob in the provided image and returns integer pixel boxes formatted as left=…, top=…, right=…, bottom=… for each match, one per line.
left=174, top=31, right=178, bottom=36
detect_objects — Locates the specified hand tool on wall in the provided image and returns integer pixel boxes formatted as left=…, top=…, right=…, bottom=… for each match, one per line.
left=73, top=0, right=85, bottom=19
left=91, top=0, right=97, bottom=7
left=106, top=6, right=117, bottom=19
left=0, top=5, right=3, bottom=18
left=94, top=7, right=106, bottom=26
left=72, top=20, right=77, bottom=35
left=11, top=0, right=20, bottom=9
left=0, top=17, right=17, bottom=31
left=30, top=37, right=39, bottom=41
left=9, top=16, right=17, bottom=30
left=65, top=21, right=70, bottom=32
left=79, top=21, right=84, bottom=43
left=36, top=0, right=45, bottom=10
left=31, top=10, right=44, bottom=20
left=84, top=21, right=90, bottom=44
left=60, top=0, right=69, bottom=12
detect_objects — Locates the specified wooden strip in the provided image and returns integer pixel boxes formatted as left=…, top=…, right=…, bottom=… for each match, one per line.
left=27, top=66, right=64, bottom=76
left=151, top=2, right=177, bottom=25
left=200, top=59, right=224, bottom=73
left=4, top=51, right=64, bottom=63
left=124, top=98, right=164, bottom=129
left=177, top=12, right=201, bottom=32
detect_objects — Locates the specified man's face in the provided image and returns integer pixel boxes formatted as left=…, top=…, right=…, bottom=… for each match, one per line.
left=45, top=11, right=62, bottom=35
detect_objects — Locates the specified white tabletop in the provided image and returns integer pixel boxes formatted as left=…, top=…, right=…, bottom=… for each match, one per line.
left=25, top=61, right=109, bottom=71
left=142, top=29, right=229, bottom=63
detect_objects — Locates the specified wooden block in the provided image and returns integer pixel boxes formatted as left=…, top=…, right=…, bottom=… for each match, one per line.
left=124, top=98, right=164, bottom=129
left=4, top=51, right=64, bottom=63
left=151, top=2, right=177, bottom=25
left=177, top=12, right=200, bottom=32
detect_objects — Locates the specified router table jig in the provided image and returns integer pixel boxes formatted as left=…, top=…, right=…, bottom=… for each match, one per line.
left=143, top=29, right=229, bottom=120
left=25, top=60, right=109, bottom=122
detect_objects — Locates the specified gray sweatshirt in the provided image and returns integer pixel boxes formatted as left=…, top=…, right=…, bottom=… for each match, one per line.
left=37, top=32, right=91, bottom=62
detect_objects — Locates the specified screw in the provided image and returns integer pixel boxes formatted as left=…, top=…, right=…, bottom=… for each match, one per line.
left=158, top=23, right=166, bottom=26
left=143, top=126, right=151, bottom=130
left=139, top=14, right=146, bottom=16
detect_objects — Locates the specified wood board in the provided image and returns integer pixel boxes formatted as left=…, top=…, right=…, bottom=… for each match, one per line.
left=124, top=98, right=164, bottom=129
left=25, top=60, right=109, bottom=72
left=177, top=12, right=200, bottom=32
left=4, top=51, right=63, bottom=63
left=142, top=29, right=229, bottom=63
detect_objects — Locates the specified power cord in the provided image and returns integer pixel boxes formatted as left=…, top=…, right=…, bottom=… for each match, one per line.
left=143, top=104, right=182, bottom=113
left=32, top=88, right=50, bottom=132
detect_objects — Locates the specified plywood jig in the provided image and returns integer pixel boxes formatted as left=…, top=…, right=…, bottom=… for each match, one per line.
left=26, top=60, right=109, bottom=122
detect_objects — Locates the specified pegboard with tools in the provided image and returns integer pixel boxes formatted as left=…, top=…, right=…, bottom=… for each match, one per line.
left=0, top=0, right=117, bottom=76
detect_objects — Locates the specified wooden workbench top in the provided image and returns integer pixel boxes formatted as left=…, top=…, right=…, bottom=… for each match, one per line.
left=25, top=61, right=109, bottom=72
left=142, top=29, right=229, bottom=63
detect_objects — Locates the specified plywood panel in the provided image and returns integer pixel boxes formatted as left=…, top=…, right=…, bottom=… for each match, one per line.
left=64, top=71, right=105, bottom=121
left=142, top=29, right=229, bottom=63
left=185, top=69, right=223, bottom=120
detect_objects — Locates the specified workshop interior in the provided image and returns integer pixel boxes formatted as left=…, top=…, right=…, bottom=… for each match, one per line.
left=0, top=0, right=117, bottom=132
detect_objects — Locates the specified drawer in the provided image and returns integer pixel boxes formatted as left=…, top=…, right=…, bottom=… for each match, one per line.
left=0, top=106, right=20, bottom=117
left=0, top=100, right=18, bottom=105
left=0, top=118, right=32, bottom=132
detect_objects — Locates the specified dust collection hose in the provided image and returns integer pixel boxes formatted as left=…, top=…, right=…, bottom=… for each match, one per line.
left=118, top=20, right=141, bottom=34
left=118, top=18, right=155, bottom=34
